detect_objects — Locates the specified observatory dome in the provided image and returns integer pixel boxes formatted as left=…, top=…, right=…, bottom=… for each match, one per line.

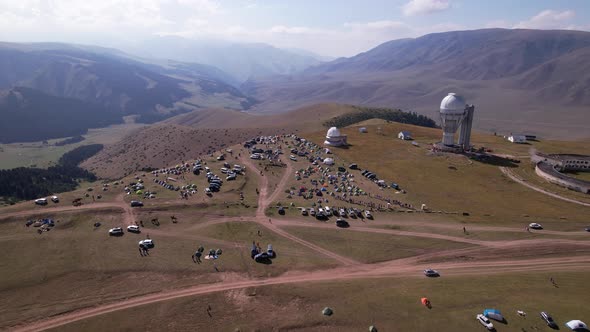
left=440, top=93, right=466, bottom=114
left=326, top=127, right=341, bottom=137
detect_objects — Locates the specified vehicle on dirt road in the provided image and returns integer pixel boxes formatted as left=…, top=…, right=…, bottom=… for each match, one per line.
left=424, top=268, right=440, bottom=277
left=529, top=223, right=543, bottom=230
left=336, top=219, right=350, bottom=228
left=109, top=227, right=124, bottom=236
left=127, top=225, right=140, bottom=233
left=130, top=200, right=143, bottom=207
left=139, top=239, right=154, bottom=248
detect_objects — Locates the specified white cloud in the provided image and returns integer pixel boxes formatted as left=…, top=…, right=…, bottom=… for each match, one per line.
left=402, top=0, right=451, bottom=16
left=515, top=9, right=576, bottom=29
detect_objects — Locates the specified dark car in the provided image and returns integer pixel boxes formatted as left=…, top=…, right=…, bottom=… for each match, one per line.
left=337, top=166, right=346, bottom=172
left=585, top=226, right=590, bottom=232
left=540, top=312, right=558, bottom=329
left=349, top=163, right=358, bottom=170
left=336, top=219, right=350, bottom=228
left=130, top=200, right=144, bottom=207
left=278, top=207, right=285, bottom=215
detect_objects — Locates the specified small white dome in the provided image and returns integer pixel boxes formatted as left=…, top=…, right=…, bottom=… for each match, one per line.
left=440, top=93, right=466, bottom=114
left=326, top=127, right=341, bottom=137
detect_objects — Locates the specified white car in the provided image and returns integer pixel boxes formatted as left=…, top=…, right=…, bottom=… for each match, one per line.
left=50, top=195, right=59, bottom=203
left=34, top=198, right=48, bottom=205
left=364, top=210, right=373, bottom=219
left=109, top=227, right=124, bottom=236
left=289, top=155, right=297, bottom=161
left=139, top=239, right=154, bottom=248
left=127, top=225, right=140, bottom=233
left=529, top=223, right=543, bottom=230
left=476, top=314, right=494, bottom=330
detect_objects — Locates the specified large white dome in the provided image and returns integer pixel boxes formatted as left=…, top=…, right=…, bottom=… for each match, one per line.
left=440, top=93, right=466, bottom=114
left=326, top=127, right=341, bottom=137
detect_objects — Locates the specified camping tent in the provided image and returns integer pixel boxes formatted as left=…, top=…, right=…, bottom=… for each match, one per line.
left=323, top=158, right=335, bottom=165
left=566, top=320, right=588, bottom=331
left=484, top=309, right=505, bottom=322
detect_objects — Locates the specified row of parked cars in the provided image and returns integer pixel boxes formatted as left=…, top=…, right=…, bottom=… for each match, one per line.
left=300, top=206, right=373, bottom=220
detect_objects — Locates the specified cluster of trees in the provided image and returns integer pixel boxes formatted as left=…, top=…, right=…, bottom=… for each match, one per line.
left=58, top=144, right=104, bottom=166
left=324, top=106, right=438, bottom=129
left=0, top=144, right=103, bottom=202
left=54, top=135, right=85, bottom=146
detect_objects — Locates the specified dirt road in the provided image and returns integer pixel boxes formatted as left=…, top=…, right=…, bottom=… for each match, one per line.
left=13, top=255, right=590, bottom=332
left=500, top=167, right=590, bottom=207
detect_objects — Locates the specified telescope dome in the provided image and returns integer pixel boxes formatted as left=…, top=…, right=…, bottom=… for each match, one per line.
left=326, top=127, right=341, bottom=137
left=440, top=93, right=466, bottom=114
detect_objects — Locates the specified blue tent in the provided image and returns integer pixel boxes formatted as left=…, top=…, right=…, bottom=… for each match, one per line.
left=484, top=309, right=505, bottom=322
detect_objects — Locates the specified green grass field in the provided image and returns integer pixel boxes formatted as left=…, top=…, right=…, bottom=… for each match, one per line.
left=197, top=221, right=339, bottom=275
left=52, top=271, right=590, bottom=332
left=282, top=225, right=473, bottom=263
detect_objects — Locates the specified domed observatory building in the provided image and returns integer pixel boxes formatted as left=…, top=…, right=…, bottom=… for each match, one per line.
left=435, top=93, right=475, bottom=152
left=324, top=127, right=348, bottom=147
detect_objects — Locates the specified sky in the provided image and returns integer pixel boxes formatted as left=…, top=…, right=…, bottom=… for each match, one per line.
left=1, top=0, right=589, bottom=57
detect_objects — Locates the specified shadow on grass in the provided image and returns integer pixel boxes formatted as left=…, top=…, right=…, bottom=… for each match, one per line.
left=468, top=154, right=520, bottom=168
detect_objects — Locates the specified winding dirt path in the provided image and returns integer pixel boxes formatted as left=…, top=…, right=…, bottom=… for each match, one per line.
left=13, top=255, right=590, bottom=332
left=500, top=167, right=590, bottom=207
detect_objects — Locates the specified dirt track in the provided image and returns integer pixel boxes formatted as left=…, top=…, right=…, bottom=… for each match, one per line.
left=7, top=152, right=590, bottom=331
left=500, top=166, right=590, bottom=207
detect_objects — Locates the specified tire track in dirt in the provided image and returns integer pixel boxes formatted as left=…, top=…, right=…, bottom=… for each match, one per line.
left=13, top=255, right=590, bottom=332
left=500, top=166, right=590, bottom=207
left=240, top=155, right=358, bottom=265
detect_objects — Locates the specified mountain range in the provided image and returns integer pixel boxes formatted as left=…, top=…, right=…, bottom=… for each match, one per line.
left=124, top=36, right=326, bottom=83
left=1, top=28, right=590, bottom=143
left=245, top=28, right=590, bottom=138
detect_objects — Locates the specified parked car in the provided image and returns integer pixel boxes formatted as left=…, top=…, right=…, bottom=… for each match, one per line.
left=109, top=227, right=124, bottom=236
left=130, top=200, right=144, bottom=207
left=139, top=239, right=154, bottom=248
left=529, top=223, right=543, bottom=230
left=278, top=206, right=285, bottom=215
left=309, top=208, right=316, bottom=216
left=337, top=166, right=346, bottom=172
left=289, top=155, right=297, bottom=161
left=127, top=225, right=140, bottom=233
left=34, top=198, right=48, bottom=205
left=301, top=208, right=308, bottom=216
left=349, top=163, right=358, bottom=170
left=423, top=268, right=440, bottom=277
left=50, top=195, right=59, bottom=203
left=539, top=311, right=558, bottom=329
left=476, top=314, right=495, bottom=331
left=585, top=226, right=590, bottom=232
left=339, top=208, right=347, bottom=217
left=364, top=210, right=373, bottom=219
left=336, top=218, right=350, bottom=228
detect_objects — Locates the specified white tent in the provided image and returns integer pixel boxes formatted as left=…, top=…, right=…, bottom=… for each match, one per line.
left=566, top=320, right=588, bottom=330
left=323, top=158, right=335, bottom=166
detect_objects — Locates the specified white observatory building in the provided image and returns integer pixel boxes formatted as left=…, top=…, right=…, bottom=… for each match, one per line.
left=437, top=93, right=475, bottom=151
left=324, top=127, right=348, bottom=147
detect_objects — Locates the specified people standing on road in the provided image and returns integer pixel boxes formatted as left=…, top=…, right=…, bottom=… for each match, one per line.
left=463, top=227, right=467, bottom=234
